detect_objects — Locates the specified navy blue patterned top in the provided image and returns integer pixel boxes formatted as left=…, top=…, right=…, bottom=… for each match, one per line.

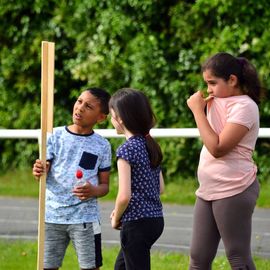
left=116, top=135, right=163, bottom=222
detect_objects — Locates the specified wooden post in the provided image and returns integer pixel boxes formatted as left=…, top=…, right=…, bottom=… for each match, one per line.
left=37, top=41, right=55, bottom=270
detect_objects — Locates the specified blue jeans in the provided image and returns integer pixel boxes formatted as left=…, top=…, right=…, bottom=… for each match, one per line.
left=114, top=217, right=164, bottom=270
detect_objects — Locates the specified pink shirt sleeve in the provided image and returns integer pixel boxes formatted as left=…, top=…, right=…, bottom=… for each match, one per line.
left=226, top=98, right=259, bottom=150
left=227, top=100, right=258, bottom=130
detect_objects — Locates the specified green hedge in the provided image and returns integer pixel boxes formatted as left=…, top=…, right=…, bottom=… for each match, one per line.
left=1, top=0, right=270, bottom=181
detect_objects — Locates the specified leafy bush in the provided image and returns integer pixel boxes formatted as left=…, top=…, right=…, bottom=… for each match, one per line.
left=0, top=0, right=269, bottom=182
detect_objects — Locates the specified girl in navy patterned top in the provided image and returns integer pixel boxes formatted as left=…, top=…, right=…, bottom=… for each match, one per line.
left=109, top=88, right=164, bottom=270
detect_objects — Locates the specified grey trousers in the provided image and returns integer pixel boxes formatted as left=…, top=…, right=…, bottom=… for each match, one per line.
left=189, top=179, right=260, bottom=270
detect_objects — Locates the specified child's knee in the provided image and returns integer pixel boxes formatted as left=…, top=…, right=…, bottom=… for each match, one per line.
left=189, top=251, right=214, bottom=269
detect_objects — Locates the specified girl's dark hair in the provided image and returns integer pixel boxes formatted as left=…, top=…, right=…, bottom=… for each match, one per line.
left=109, top=88, right=163, bottom=168
left=202, top=52, right=262, bottom=104
left=87, top=87, right=111, bottom=114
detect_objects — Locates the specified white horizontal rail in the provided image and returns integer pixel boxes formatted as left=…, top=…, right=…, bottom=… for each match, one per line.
left=0, top=128, right=270, bottom=139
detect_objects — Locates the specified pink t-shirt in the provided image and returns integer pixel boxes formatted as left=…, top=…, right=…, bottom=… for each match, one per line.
left=196, top=95, right=259, bottom=201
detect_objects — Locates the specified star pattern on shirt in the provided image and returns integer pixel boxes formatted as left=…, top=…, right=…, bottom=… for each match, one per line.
left=116, top=135, right=163, bottom=222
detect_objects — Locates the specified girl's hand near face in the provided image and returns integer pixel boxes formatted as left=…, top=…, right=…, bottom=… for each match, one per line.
left=187, top=90, right=249, bottom=158
left=187, top=91, right=213, bottom=114
left=204, top=95, right=214, bottom=103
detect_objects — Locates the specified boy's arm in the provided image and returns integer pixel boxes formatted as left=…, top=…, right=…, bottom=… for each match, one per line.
left=94, top=170, right=110, bottom=197
left=32, top=159, right=51, bottom=180
left=73, top=170, right=110, bottom=200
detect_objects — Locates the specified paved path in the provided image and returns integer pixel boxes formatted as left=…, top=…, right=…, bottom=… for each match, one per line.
left=0, top=197, right=269, bottom=258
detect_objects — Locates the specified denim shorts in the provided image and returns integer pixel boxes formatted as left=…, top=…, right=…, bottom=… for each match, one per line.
left=44, top=222, right=102, bottom=269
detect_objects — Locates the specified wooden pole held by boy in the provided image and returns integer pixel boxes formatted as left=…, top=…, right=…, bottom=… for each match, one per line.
left=37, top=41, right=55, bottom=270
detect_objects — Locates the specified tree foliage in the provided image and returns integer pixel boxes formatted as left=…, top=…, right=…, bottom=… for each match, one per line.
left=1, top=0, right=270, bottom=180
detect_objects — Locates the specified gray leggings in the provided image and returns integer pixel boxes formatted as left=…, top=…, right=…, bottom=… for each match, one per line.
left=189, top=179, right=259, bottom=270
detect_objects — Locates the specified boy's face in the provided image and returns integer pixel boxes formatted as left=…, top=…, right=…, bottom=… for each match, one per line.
left=72, top=91, right=106, bottom=130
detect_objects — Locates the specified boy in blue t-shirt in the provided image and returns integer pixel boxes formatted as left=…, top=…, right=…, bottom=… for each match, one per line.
left=33, top=87, right=111, bottom=270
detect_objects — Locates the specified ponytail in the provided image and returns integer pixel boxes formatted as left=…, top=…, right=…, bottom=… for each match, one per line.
left=145, top=134, right=163, bottom=168
left=237, top=57, right=261, bottom=104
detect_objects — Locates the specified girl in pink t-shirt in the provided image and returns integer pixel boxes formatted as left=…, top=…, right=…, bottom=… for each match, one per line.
left=187, top=52, right=262, bottom=270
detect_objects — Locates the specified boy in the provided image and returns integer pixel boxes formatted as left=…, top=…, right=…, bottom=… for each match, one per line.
left=33, top=87, right=111, bottom=270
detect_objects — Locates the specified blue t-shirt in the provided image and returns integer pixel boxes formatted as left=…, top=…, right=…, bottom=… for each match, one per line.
left=116, top=135, right=163, bottom=222
left=45, top=126, right=111, bottom=224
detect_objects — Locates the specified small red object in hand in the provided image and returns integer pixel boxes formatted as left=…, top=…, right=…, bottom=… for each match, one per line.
left=76, top=169, right=83, bottom=179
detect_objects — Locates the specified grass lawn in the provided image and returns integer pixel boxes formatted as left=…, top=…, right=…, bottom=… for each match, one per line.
left=1, top=240, right=270, bottom=269
left=0, top=169, right=269, bottom=269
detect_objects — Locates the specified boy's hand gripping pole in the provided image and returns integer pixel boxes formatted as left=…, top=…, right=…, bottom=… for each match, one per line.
left=37, top=41, right=55, bottom=270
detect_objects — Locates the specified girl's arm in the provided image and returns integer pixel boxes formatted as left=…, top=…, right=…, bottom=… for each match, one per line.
left=111, top=158, right=131, bottom=229
left=187, top=91, right=249, bottom=158
left=159, top=171, right=165, bottom=194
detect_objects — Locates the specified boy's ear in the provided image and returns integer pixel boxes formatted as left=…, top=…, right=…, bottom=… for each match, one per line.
left=97, top=113, right=107, bottom=123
